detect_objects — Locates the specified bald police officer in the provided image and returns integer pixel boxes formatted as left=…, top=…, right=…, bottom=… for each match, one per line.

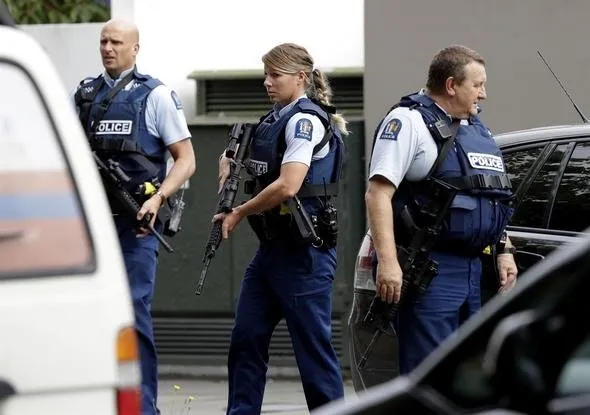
left=72, top=19, right=196, bottom=415
left=366, top=45, right=518, bottom=375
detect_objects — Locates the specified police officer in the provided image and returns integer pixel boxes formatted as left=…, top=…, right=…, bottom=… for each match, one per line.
left=72, top=19, right=196, bottom=415
left=215, top=43, right=346, bottom=414
left=366, top=45, right=518, bottom=375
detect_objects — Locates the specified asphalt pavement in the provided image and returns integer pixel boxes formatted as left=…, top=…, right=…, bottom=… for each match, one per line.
left=158, top=377, right=356, bottom=415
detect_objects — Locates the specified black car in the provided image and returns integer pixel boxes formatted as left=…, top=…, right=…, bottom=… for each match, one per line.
left=316, top=229, right=590, bottom=415
left=347, top=123, right=590, bottom=391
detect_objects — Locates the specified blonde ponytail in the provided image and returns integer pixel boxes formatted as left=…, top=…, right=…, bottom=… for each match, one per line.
left=310, top=69, right=349, bottom=136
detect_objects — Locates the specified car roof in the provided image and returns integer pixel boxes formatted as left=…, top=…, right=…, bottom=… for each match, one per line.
left=495, top=123, right=590, bottom=147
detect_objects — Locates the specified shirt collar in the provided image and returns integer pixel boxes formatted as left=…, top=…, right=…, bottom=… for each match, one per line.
left=102, top=66, right=135, bottom=88
left=273, top=94, right=308, bottom=119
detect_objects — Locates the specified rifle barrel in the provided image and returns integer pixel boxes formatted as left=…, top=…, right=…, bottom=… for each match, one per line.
left=148, top=223, right=174, bottom=253
left=357, top=325, right=387, bottom=370
left=195, top=258, right=211, bottom=295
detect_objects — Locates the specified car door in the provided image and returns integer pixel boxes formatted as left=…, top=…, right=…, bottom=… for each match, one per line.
left=315, top=232, right=590, bottom=415
left=418, top=234, right=590, bottom=415
left=503, top=138, right=590, bottom=272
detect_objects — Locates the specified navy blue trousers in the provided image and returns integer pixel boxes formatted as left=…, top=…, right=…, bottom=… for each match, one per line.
left=116, top=217, right=160, bottom=415
left=226, top=242, right=344, bottom=414
left=395, top=251, right=482, bottom=374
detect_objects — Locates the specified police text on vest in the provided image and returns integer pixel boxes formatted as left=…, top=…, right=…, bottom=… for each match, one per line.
left=96, top=120, right=133, bottom=135
left=467, top=152, right=504, bottom=172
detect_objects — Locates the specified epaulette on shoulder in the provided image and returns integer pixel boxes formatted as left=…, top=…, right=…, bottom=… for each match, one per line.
left=78, top=75, right=100, bottom=86
left=143, top=78, right=163, bottom=90
left=297, top=100, right=331, bottom=129
left=74, top=75, right=102, bottom=104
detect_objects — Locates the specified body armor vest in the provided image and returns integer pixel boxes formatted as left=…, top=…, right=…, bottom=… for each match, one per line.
left=74, top=70, right=167, bottom=212
left=246, top=98, right=344, bottom=241
left=393, top=93, right=515, bottom=255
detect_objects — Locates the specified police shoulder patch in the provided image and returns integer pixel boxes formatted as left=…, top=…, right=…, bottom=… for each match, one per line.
left=379, top=118, right=402, bottom=140
left=294, top=118, right=313, bottom=141
left=171, top=90, right=183, bottom=110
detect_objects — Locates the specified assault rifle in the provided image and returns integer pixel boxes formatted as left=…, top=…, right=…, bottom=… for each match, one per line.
left=357, top=178, right=458, bottom=370
left=92, top=152, right=174, bottom=253
left=196, top=122, right=255, bottom=295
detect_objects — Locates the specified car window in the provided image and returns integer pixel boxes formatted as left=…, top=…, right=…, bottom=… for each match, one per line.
left=549, top=142, right=590, bottom=233
left=503, top=146, right=544, bottom=192
left=556, top=335, right=590, bottom=397
left=0, top=61, right=93, bottom=278
left=510, top=144, right=568, bottom=228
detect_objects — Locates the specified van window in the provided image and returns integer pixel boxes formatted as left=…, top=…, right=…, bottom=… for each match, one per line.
left=0, top=62, right=93, bottom=278
left=510, top=144, right=568, bottom=228
left=549, top=141, right=590, bottom=233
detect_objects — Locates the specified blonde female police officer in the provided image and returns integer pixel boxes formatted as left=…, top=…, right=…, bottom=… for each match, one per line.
left=366, top=45, right=518, bottom=375
left=215, top=43, right=347, bottom=414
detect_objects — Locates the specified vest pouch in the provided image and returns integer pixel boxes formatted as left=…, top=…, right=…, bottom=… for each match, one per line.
left=442, top=194, right=478, bottom=247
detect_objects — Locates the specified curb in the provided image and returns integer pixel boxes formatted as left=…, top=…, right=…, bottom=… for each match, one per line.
left=159, top=365, right=352, bottom=380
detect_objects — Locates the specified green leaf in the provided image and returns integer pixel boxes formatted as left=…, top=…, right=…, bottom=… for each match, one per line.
left=4, top=0, right=110, bottom=24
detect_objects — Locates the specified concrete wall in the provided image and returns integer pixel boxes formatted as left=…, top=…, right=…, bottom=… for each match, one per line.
left=21, top=0, right=364, bottom=119
left=364, top=0, right=590, bottom=168
left=21, top=24, right=103, bottom=96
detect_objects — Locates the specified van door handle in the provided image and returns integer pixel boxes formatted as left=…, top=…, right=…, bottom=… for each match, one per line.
left=0, top=380, right=15, bottom=400
left=0, top=229, right=24, bottom=243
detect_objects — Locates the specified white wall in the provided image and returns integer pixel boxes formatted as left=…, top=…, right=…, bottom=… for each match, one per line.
left=21, top=0, right=364, bottom=119
left=21, top=23, right=103, bottom=95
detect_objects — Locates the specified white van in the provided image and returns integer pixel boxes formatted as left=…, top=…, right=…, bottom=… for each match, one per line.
left=0, top=14, right=140, bottom=415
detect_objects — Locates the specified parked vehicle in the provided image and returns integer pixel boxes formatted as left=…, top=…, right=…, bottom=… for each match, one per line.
left=0, top=9, right=139, bottom=415
left=317, top=228, right=590, bottom=414
left=348, top=123, right=590, bottom=391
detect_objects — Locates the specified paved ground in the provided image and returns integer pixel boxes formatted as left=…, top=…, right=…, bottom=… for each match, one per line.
left=158, top=378, right=356, bottom=415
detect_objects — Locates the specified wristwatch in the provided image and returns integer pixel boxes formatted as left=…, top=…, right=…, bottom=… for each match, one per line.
left=499, top=246, right=517, bottom=255
left=496, top=230, right=510, bottom=253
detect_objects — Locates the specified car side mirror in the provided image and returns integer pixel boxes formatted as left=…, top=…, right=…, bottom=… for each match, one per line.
left=482, top=310, right=556, bottom=413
